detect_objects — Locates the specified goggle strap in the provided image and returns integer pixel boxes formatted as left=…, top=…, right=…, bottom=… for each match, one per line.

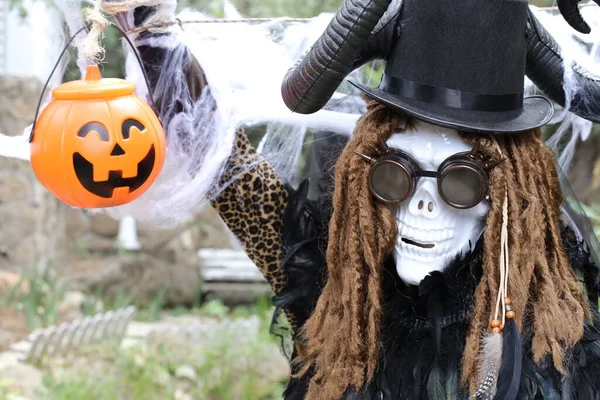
left=415, top=170, right=437, bottom=178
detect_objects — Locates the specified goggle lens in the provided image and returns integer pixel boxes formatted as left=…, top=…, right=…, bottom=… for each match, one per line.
left=370, top=162, right=412, bottom=203
left=438, top=165, right=487, bottom=208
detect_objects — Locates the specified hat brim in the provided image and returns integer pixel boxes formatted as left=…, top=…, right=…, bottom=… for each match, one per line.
left=349, top=81, right=554, bottom=134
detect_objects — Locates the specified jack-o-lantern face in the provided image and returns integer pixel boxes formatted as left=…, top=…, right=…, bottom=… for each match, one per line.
left=30, top=65, right=166, bottom=208
left=73, top=119, right=156, bottom=198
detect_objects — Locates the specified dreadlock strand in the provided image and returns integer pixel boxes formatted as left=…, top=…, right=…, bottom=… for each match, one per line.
left=461, top=128, right=588, bottom=389
left=300, top=101, right=400, bottom=399
left=344, top=209, right=368, bottom=385
left=538, top=142, right=590, bottom=318
left=504, top=134, right=537, bottom=325
left=461, top=141, right=504, bottom=385
left=507, top=133, right=538, bottom=310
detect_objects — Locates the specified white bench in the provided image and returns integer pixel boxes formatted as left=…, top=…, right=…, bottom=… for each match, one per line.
left=197, top=248, right=271, bottom=302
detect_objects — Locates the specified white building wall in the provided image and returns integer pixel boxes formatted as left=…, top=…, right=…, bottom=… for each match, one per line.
left=1, top=0, right=63, bottom=82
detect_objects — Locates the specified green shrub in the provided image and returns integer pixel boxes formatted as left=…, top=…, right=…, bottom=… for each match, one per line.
left=3, top=262, right=67, bottom=331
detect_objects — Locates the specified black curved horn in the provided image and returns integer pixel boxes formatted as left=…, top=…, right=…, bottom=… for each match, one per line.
left=281, top=0, right=394, bottom=114
left=526, top=8, right=600, bottom=123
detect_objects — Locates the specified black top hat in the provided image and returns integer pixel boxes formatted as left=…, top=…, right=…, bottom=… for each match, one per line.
left=349, top=0, right=554, bottom=133
left=280, top=0, right=593, bottom=134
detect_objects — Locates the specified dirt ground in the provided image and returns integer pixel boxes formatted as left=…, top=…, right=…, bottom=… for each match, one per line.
left=0, top=309, right=28, bottom=351
left=0, top=270, right=29, bottom=351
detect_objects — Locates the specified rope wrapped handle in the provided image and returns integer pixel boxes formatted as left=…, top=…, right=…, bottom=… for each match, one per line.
left=82, top=1, right=110, bottom=65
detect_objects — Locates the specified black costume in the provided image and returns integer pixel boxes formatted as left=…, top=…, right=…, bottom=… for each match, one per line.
left=279, top=182, right=600, bottom=399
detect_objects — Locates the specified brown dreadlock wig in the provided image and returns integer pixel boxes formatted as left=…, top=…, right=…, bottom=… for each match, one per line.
left=295, top=99, right=591, bottom=399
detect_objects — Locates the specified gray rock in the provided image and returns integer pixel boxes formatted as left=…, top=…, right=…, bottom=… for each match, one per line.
left=0, top=171, right=32, bottom=202
left=174, top=389, right=193, bottom=400
left=0, top=309, right=28, bottom=353
left=0, top=358, right=42, bottom=398
left=58, top=291, right=97, bottom=322
left=61, top=254, right=202, bottom=306
left=89, top=213, right=120, bottom=238
left=175, top=364, right=198, bottom=381
left=0, top=76, right=42, bottom=135
left=65, top=208, right=90, bottom=237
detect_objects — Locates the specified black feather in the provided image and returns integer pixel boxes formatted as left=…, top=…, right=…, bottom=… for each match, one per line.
left=272, top=180, right=328, bottom=325
left=494, top=318, right=522, bottom=400
left=531, top=356, right=561, bottom=400
left=422, top=271, right=447, bottom=355
left=427, top=360, right=446, bottom=400
left=516, top=352, right=537, bottom=399
left=564, top=322, right=600, bottom=400
left=562, top=224, right=600, bottom=305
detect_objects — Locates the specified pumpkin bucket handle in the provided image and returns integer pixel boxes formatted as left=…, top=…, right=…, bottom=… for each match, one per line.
left=110, top=23, right=159, bottom=115
left=29, top=24, right=159, bottom=143
left=29, top=25, right=86, bottom=143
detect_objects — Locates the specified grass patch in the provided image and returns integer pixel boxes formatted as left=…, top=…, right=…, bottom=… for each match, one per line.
left=2, top=262, right=68, bottom=331
left=38, top=310, right=288, bottom=400
left=1, top=264, right=288, bottom=400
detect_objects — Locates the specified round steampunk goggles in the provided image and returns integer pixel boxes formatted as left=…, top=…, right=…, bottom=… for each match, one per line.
left=358, top=142, right=493, bottom=209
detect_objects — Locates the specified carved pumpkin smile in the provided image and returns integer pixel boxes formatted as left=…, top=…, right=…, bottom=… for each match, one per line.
left=73, top=145, right=156, bottom=199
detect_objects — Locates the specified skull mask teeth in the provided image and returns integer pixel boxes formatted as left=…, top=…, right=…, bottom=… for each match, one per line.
left=387, top=121, right=489, bottom=286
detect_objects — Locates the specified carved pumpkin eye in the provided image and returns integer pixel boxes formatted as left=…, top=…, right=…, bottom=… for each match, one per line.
left=122, top=119, right=145, bottom=140
left=78, top=122, right=110, bottom=142
left=30, top=65, right=166, bottom=209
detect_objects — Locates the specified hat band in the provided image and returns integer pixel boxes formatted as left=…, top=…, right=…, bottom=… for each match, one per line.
left=380, top=75, right=524, bottom=112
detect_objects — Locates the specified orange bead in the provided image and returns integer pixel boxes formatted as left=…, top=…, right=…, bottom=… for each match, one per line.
left=504, top=297, right=512, bottom=305
left=490, top=320, right=501, bottom=328
left=492, top=327, right=501, bottom=334
left=506, top=310, right=516, bottom=319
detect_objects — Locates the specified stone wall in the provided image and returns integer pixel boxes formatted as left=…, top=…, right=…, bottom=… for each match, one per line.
left=0, top=76, right=68, bottom=273
left=0, top=156, right=68, bottom=273
left=0, top=76, right=43, bottom=135
left=60, top=206, right=238, bottom=305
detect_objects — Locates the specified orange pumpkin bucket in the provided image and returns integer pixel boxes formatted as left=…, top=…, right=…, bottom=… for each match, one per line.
left=30, top=65, right=166, bottom=208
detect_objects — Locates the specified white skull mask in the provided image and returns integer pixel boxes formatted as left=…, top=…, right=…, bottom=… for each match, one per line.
left=387, top=120, right=489, bottom=286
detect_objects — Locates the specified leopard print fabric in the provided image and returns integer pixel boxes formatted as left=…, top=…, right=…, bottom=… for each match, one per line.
left=210, top=130, right=289, bottom=296
left=210, top=130, right=303, bottom=332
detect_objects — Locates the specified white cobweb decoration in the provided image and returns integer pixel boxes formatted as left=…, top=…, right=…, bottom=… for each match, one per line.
left=100, top=4, right=367, bottom=227
left=528, top=5, right=600, bottom=170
